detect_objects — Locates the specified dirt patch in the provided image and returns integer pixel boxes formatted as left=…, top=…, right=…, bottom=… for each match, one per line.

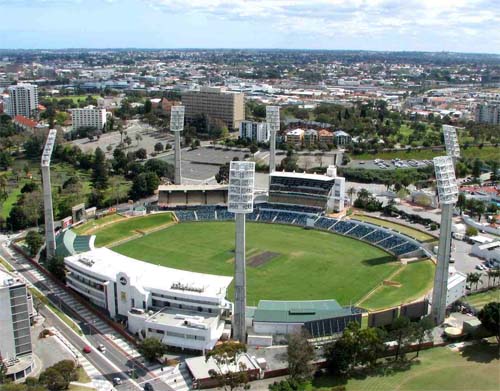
left=383, top=280, right=402, bottom=287
left=248, top=251, right=281, bottom=267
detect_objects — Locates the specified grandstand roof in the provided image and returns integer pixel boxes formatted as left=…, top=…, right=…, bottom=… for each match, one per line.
left=270, top=171, right=335, bottom=182
left=253, top=299, right=352, bottom=323
left=65, top=247, right=232, bottom=299
left=56, top=229, right=94, bottom=257
left=158, top=184, right=228, bottom=192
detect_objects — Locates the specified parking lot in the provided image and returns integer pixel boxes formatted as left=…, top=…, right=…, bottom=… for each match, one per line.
left=71, top=120, right=173, bottom=157
left=348, top=158, right=434, bottom=170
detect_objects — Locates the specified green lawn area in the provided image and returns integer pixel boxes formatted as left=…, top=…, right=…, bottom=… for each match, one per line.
left=114, top=221, right=405, bottom=305
left=1, top=180, right=25, bottom=219
left=90, top=213, right=173, bottom=247
left=352, top=215, right=436, bottom=243
left=73, top=213, right=126, bottom=234
left=307, top=343, right=500, bottom=391
left=357, top=260, right=434, bottom=310
left=465, top=288, right=500, bottom=310
left=49, top=94, right=100, bottom=103
left=350, top=146, right=499, bottom=162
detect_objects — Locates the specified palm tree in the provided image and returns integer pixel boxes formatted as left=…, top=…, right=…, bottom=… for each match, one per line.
left=135, top=133, right=143, bottom=146
left=347, top=187, right=356, bottom=204
left=466, top=272, right=482, bottom=291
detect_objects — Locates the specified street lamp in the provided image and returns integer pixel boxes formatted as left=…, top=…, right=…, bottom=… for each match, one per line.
left=266, top=106, right=280, bottom=173
left=170, top=106, right=185, bottom=185
left=431, top=156, right=458, bottom=324
left=228, top=161, right=255, bottom=343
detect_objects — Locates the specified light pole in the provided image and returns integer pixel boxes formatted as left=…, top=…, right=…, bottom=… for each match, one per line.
left=41, top=129, right=57, bottom=258
left=170, top=106, right=185, bottom=185
left=266, top=106, right=280, bottom=174
left=431, top=156, right=458, bottom=324
left=228, top=161, right=255, bottom=343
left=443, top=125, right=460, bottom=163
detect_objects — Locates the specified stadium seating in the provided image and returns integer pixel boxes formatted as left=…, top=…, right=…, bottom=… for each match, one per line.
left=169, top=205, right=422, bottom=257
left=174, top=210, right=196, bottom=221
left=314, top=217, right=337, bottom=230
left=346, top=224, right=374, bottom=239
left=363, top=229, right=392, bottom=244
left=331, top=220, right=357, bottom=234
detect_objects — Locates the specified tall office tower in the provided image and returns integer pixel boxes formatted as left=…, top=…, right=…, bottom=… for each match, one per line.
left=181, top=86, right=245, bottom=130
left=228, top=161, right=255, bottom=343
left=239, top=121, right=269, bottom=143
left=170, top=106, right=185, bottom=185
left=5, top=84, right=39, bottom=118
left=431, top=156, right=458, bottom=324
left=0, top=269, right=34, bottom=381
left=41, top=129, right=58, bottom=259
left=443, top=125, right=460, bottom=161
left=475, top=101, right=500, bottom=125
left=266, top=106, right=280, bottom=173
left=70, top=106, right=107, bottom=132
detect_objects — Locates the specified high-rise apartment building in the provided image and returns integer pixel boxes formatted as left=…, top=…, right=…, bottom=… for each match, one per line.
left=70, top=106, right=107, bottom=132
left=5, top=84, right=39, bottom=118
left=0, top=269, right=34, bottom=382
left=181, top=86, right=245, bottom=130
left=475, top=101, right=500, bottom=125
left=239, top=121, right=269, bottom=143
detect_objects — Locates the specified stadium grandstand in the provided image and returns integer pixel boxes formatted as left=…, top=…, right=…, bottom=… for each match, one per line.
left=268, top=168, right=346, bottom=212
left=55, top=229, right=95, bottom=257
left=166, top=203, right=425, bottom=258
left=158, top=184, right=228, bottom=207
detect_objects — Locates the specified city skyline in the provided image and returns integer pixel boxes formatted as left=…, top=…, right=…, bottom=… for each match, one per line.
left=1, top=0, right=499, bottom=53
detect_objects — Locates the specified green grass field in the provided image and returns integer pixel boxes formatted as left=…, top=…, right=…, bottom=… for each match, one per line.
left=73, top=214, right=126, bottom=234
left=465, top=289, right=499, bottom=310
left=358, top=260, right=435, bottom=310
left=113, top=221, right=406, bottom=305
left=307, top=343, right=500, bottom=390
left=88, top=213, right=173, bottom=247
left=350, top=146, right=499, bottom=162
left=49, top=94, right=100, bottom=103
left=352, top=215, right=436, bottom=243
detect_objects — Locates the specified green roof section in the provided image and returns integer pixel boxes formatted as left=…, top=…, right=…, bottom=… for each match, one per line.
left=254, top=299, right=352, bottom=323
left=55, top=229, right=94, bottom=257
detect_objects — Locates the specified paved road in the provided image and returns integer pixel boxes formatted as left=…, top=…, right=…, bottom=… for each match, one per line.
left=0, top=238, right=174, bottom=391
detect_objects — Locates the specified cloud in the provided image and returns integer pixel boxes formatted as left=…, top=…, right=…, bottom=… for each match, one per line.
left=147, top=0, right=500, bottom=41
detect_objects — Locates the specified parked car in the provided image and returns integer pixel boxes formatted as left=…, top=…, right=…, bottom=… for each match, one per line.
left=144, top=383, right=154, bottom=391
left=113, top=377, right=122, bottom=386
left=83, top=345, right=92, bottom=354
left=97, top=344, right=106, bottom=353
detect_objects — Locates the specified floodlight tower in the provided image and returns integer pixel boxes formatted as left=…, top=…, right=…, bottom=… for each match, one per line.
left=228, top=161, right=255, bottom=343
left=266, top=106, right=280, bottom=173
left=41, top=129, right=58, bottom=259
left=431, top=156, right=459, bottom=324
left=170, top=105, right=185, bottom=185
left=443, top=125, right=460, bottom=163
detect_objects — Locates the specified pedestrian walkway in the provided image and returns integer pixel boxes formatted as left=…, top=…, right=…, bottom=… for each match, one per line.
left=150, top=364, right=192, bottom=391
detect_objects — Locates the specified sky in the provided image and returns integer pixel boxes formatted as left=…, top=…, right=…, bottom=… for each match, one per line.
left=0, top=0, right=499, bottom=53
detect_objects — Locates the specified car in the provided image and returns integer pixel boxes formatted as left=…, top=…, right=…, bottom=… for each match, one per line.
left=113, top=377, right=122, bottom=386
left=143, top=383, right=154, bottom=391
left=97, top=344, right=106, bottom=353
left=82, top=345, right=92, bottom=354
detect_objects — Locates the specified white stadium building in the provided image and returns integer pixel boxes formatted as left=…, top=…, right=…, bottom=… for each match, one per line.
left=64, top=247, right=233, bottom=352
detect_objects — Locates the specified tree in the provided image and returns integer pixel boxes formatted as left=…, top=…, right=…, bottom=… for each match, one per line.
left=144, top=159, right=174, bottom=179
left=466, top=226, right=478, bottom=237
left=25, top=231, right=43, bottom=257
left=490, top=161, right=499, bottom=182
left=129, top=172, right=159, bottom=200
left=7, top=206, right=30, bottom=231
left=249, top=144, right=258, bottom=154
left=137, top=338, right=166, bottom=362
left=144, top=99, right=152, bottom=114
left=39, top=367, right=67, bottom=391
left=205, top=342, right=249, bottom=391
left=466, top=272, right=482, bottom=291
left=154, top=142, right=164, bottom=153
left=0, top=151, right=12, bottom=170
left=47, top=256, right=66, bottom=282
left=324, top=322, right=361, bottom=376
left=135, top=148, right=147, bottom=160
left=411, top=316, right=434, bottom=358
left=216, top=162, right=230, bottom=184
left=347, top=187, right=356, bottom=204
left=478, top=302, right=500, bottom=343
left=472, top=158, right=482, bottom=180
left=135, top=133, right=143, bottom=146
left=390, top=316, right=413, bottom=361
left=457, top=193, right=466, bottom=215
left=280, top=149, right=299, bottom=172
left=287, top=329, right=315, bottom=382
left=124, top=135, right=132, bottom=148
left=91, top=147, right=108, bottom=190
